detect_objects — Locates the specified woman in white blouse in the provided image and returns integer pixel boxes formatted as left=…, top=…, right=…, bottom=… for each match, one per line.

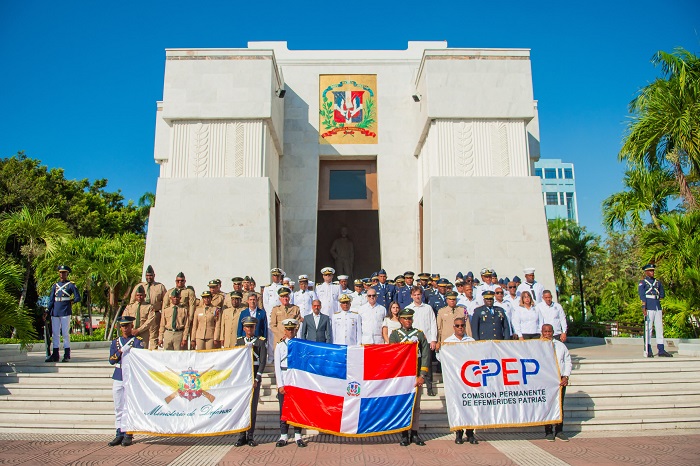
left=382, top=301, right=402, bottom=343
left=512, top=291, right=543, bottom=340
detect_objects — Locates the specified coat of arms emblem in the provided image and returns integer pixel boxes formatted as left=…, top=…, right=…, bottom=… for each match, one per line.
left=319, top=75, right=377, bottom=144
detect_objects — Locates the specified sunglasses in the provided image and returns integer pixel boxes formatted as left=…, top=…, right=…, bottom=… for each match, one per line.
left=367, top=294, right=377, bottom=297
left=454, top=324, right=465, bottom=328
left=495, top=291, right=504, bottom=294
left=508, top=286, right=517, bottom=289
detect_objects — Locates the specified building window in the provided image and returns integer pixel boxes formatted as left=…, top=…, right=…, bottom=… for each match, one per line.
left=566, top=192, right=576, bottom=220
left=535, top=168, right=543, bottom=178
left=558, top=168, right=563, bottom=178
left=544, top=168, right=557, bottom=179
left=546, top=192, right=558, bottom=205
left=329, top=170, right=367, bottom=200
left=564, top=168, right=573, bottom=179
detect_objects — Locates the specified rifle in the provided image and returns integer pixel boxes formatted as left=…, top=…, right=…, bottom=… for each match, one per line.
left=643, top=306, right=649, bottom=358
left=43, top=309, right=51, bottom=359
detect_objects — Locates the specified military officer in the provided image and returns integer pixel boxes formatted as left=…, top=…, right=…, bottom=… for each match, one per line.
left=237, top=294, right=268, bottom=340
left=437, top=292, right=472, bottom=351
left=121, top=285, right=155, bottom=348
left=108, top=316, right=143, bottom=447
left=165, top=272, right=197, bottom=342
left=639, top=263, right=672, bottom=357
left=263, top=268, right=284, bottom=315
left=270, top=287, right=302, bottom=347
left=207, top=279, right=227, bottom=309
left=234, top=316, right=267, bottom=447
left=471, top=291, right=511, bottom=340
left=389, top=308, right=430, bottom=447
left=349, top=279, right=367, bottom=310
left=396, top=272, right=415, bottom=309
left=373, top=269, right=395, bottom=307
left=332, top=294, right=362, bottom=345
left=516, top=268, right=545, bottom=304
left=130, top=265, right=167, bottom=349
left=274, top=318, right=307, bottom=448
left=47, top=265, right=81, bottom=363
left=316, top=267, right=341, bottom=317
left=338, top=275, right=353, bottom=297
left=227, top=277, right=245, bottom=307
left=292, top=275, right=317, bottom=318
left=191, top=291, right=220, bottom=350
left=428, top=278, right=449, bottom=315
left=219, top=291, right=246, bottom=348
left=159, top=289, right=190, bottom=350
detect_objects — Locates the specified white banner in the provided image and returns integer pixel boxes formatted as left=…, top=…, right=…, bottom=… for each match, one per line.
left=440, top=340, right=562, bottom=429
left=123, top=347, right=253, bottom=436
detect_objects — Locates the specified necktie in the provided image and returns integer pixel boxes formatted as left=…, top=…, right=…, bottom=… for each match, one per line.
left=172, top=306, right=178, bottom=330
left=529, top=283, right=536, bottom=300
left=145, top=284, right=151, bottom=304
left=489, top=307, right=494, bottom=315
left=135, top=303, right=141, bottom=327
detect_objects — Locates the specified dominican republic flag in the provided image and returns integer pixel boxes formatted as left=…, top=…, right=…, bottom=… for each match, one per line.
left=333, top=90, right=364, bottom=123
left=282, top=340, right=418, bottom=437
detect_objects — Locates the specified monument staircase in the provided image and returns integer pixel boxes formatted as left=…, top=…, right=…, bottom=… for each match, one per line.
left=1, top=348, right=700, bottom=435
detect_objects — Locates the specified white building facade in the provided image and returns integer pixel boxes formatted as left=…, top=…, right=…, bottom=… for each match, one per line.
left=144, top=41, right=556, bottom=292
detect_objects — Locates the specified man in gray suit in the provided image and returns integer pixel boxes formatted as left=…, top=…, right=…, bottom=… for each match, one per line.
left=300, top=300, right=332, bottom=343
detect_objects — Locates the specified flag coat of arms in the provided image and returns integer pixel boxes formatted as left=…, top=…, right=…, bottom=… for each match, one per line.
left=282, top=340, right=418, bottom=436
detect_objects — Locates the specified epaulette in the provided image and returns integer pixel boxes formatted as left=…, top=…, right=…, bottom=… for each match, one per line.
left=259, top=336, right=266, bottom=341
left=350, top=311, right=358, bottom=314
left=136, top=336, right=143, bottom=341
left=279, top=337, right=285, bottom=343
left=334, top=311, right=341, bottom=315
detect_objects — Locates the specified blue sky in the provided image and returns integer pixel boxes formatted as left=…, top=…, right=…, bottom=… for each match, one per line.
left=1, top=0, right=698, bottom=234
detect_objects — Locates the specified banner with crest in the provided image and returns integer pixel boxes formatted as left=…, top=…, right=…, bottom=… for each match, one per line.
left=319, top=75, right=378, bottom=144
left=123, top=346, right=253, bottom=436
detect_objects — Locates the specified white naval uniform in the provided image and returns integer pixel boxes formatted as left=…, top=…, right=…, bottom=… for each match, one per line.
left=512, top=305, right=544, bottom=337
left=316, top=282, right=341, bottom=317
left=406, top=302, right=437, bottom=343
left=349, top=291, right=367, bottom=310
left=517, top=281, right=545, bottom=304
left=331, top=309, right=362, bottom=345
left=536, top=301, right=568, bottom=336
left=358, top=303, right=386, bottom=344
left=274, top=337, right=291, bottom=389
left=263, top=282, right=282, bottom=315
left=292, top=289, right=318, bottom=318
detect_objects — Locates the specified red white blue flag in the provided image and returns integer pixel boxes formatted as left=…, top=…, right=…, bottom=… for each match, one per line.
left=282, top=340, right=418, bottom=436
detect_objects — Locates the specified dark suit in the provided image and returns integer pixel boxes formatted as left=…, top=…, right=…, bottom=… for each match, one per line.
left=300, top=313, right=332, bottom=343
left=471, top=305, right=511, bottom=341
left=235, top=335, right=267, bottom=440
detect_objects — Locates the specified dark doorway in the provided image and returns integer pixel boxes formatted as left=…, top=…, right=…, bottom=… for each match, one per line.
left=315, top=210, right=380, bottom=282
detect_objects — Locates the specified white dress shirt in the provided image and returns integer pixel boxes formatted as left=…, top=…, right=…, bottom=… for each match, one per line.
left=406, top=302, right=437, bottom=342
left=358, top=303, right=386, bottom=344
left=536, top=301, right=568, bottom=335
left=516, top=281, right=546, bottom=304
left=512, top=305, right=543, bottom=337
left=316, top=282, right=340, bottom=317
left=552, top=338, right=572, bottom=377
left=293, top=289, right=318, bottom=317
left=274, top=337, right=291, bottom=388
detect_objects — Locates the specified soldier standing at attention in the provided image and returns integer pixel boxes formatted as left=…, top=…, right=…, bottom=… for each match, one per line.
left=274, top=318, right=307, bottom=448
left=208, top=279, right=227, bottom=310
left=639, top=263, right=672, bottom=357
left=121, top=286, right=155, bottom=348
left=166, top=272, right=196, bottom=346
left=389, top=308, right=430, bottom=447
left=234, top=316, right=267, bottom=447
left=47, top=265, right=81, bottom=363
left=270, top=287, right=301, bottom=348
left=471, top=291, right=511, bottom=341
left=108, top=316, right=143, bottom=447
left=191, top=290, right=220, bottom=350
left=130, top=265, right=167, bottom=350
left=219, top=291, right=246, bottom=348
left=159, top=289, right=190, bottom=350
left=332, top=294, right=362, bottom=345
left=437, top=291, right=472, bottom=352
left=292, top=275, right=317, bottom=318
left=263, top=268, right=284, bottom=316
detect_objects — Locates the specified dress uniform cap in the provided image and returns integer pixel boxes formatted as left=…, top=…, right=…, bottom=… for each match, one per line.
left=271, top=268, right=283, bottom=276
left=231, top=276, right=243, bottom=283
left=282, top=318, right=299, bottom=328
left=298, top=274, right=309, bottom=281
left=354, top=279, right=363, bottom=286
left=431, top=273, right=440, bottom=280
left=490, top=269, right=497, bottom=277
left=370, top=272, right=378, bottom=278
left=418, top=272, right=430, bottom=280
left=513, top=275, right=521, bottom=283
left=455, top=278, right=465, bottom=285
left=176, top=272, right=186, bottom=279
left=145, top=265, right=155, bottom=274
left=118, top=316, right=136, bottom=325
left=404, top=271, right=415, bottom=277
left=338, top=294, right=352, bottom=303
left=446, top=291, right=459, bottom=299
left=523, top=267, right=536, bottom=274
left=362, top=278, right=370, bottom=283
left=456, top=272, right=464, bottom=279
left=243, top=276, right=252, bottom=281
left=230, top=291, right=243, bottom=299
left=642, top=263, right=656, bottom=271
left=277, top=287, right=291, bottom=296
left=378, top=269, right=387, bottom=275
left=398, top=308, right=415, bottom=318
left=208, top=280, right=218, bottom=287
left=437, top=278, right=450, bottom=286
left=480, top=268, right=492, bottom=276
left=482, top=290, right=496, bottom=298
left=57, top=265, right=72, bottom=273
left=395, top=276, right=405, bottom=283
left=201, top=290, right=212, bottom=297
left=337, top=275, right=349, bottom=280
left=241, top=316, right=258, bottom=326
left=466, top=271, right=474, bottom=279
left=321, top=267, right=335, bottom=275
left=215, top=279, right=222, bottom=285
left=135, top=285, right=145, bottom=294
left=170, top=289, right=181, bottom=297
left=387, top=280, right=395, bottom=285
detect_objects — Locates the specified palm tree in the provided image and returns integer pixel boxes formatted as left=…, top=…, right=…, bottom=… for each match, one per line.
left=0, top=206, right=71, bottom=336
left=602, top=163, right=677, bottom=230
left=0, top=256, right=37, bottom=343
left=620, top=47, right=700, bottom=210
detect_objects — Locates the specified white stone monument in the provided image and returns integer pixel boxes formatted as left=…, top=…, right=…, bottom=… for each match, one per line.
left=144, top=41, right=556, bottom=293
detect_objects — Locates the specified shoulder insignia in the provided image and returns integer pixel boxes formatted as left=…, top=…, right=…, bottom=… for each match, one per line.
left=136, top=336, right=143, bottom=341
left=350, top=311, right=358, bottom=314
left=334, top=311, right=341, bottom=315
left=259, top=336, right=266, bottom=341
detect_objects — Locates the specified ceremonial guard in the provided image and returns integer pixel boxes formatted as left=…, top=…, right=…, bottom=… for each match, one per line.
left=46, top=265, right=81, bottom=363
left=639, top=263, right=672, bottom=357
left=274, top=318, right=307, bottom=448
left=389, top=309, right=430, bottom=447
left=191, top=291, right=221, bottom=350
left=121, top=285, right=155, bottom=348
left=358, top=290, right=386, bottom=344
left=332, top=294, right=362, bottom=345
left=159, top=289, right=190, bottom=350
left=108, top=316, right=143, bottom=447
left=471, top=291, right=511, bottom=340
left=129, top=265, right=167, bottom=349
left=263, top=268, right=284, bottom=315
left=349, top=279, right=368, bottom=310
left=516, top=268, right=545, bottom=304
left=541, top=324, right=571, bottom=441
left=292, top=275, right=317, bottom=317
left=270, top=287, right=301, bottom=348
left=219, top=291, right=245, bottom=348
left=316, top=267, right=341, bottom=317
left=234, top=316, right=267, bottom=447
left=237, top=294, right=268, bottom=340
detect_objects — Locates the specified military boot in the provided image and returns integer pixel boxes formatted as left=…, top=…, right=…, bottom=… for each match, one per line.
left=62, top=348, right=71, bottom=362
left=455, top=430, right=464, bottom=444
left=646, top=345, right=654, bottom=357
left=108, top=429, right=124, bottom=446
left=657, top=344, right=673, bottom=357
left=427, top=382, right=437, bottom=397
left=411, top=430, right=426, bottom=446
left=399, top=431, right=410, bottom=446
left=121, top=434, right=133, bottom=446
left=48, top=348, right=59, bottom=362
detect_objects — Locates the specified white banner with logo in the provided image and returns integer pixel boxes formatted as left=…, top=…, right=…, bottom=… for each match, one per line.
left=440, top=340, right=562, bottom=429
left=123, top=347, right=253, bottom=436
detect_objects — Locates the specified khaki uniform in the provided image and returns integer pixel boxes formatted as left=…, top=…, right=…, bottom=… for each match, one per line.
left=130, top=281, right=167, bottom=348
left=165, top=287, right=197, bottom=322
left=211, top=292, right=226, bottom=310
left=437, top=305, right=472, bottom=347
left=159, top=304, right=190, bottom=350
left=218, top=305, right=246, bottom=348
left=191, top=306, right=221, bottom=350
left=270, top=304, right=301, bottom=346
left=121, top=302, right=155, bottom=349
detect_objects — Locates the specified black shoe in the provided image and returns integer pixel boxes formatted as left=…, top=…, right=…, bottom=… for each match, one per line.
left=62, top=348, right=71, bottom=362
left=426, top=383, right=437, bottom=397
left=234, top=437, right=247, bottom=447
left=47, top=348, right=59, bottom=363
left=296, top=439, right=307, bottom=447
left=411, top=431, right=426, bottom=446
left=247, top=438, right=258, bottom=447
left=108, top=435, right=124, bottom=446
left=658, top=350, right=673, bottom=357
left=555, top=432, right=569, bottom=442
left=275, top=439, right=287, bottom=447
left=545, top=433, right=555, bottom=442
left=455, top=430, right=464, bottom=444
left=467, top=436, right=479, bottom=444
left=400, top=432, right=410, bottom=447
left=121, top=434, right=133, bottom=446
